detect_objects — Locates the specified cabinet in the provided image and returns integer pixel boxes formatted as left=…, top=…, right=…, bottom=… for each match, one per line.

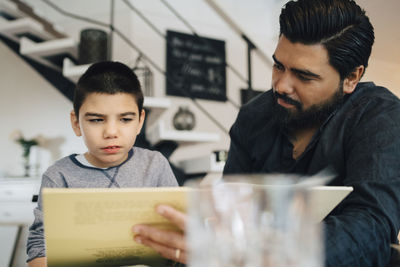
left=0, top=177, right=41, bottom=225
left=0, top=177, right=41, bottom=266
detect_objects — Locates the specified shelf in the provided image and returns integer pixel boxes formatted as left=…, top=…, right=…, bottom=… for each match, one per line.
left=143, top=97, right=171, bottom=109
left=0, top=17, right=53, bottom=43
left=20, top=36, right=77, bottom=70
left=146, top=121, right=220, bottom=145
left=178, top=154, right=225, bottom=174
left=143, top=97, right=171, bottom=126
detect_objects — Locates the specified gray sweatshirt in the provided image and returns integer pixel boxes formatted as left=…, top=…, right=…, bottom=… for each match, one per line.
left=26, top=147, right=178, bottom=262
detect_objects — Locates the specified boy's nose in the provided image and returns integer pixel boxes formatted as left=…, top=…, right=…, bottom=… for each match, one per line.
left=103, top=123, right=118, bottom=138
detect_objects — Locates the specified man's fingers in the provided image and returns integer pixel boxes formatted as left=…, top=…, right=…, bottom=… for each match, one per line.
left=134, top=236, right=187, bottom=264
left=132, top=225, right=186, bottom=250
left=156, top=205, right=187, bottom=231
left=131, top=204, right=188, bottom=264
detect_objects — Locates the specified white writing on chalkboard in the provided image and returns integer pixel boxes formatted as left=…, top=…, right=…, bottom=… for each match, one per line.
left=166, top=30, right=227, bottom=101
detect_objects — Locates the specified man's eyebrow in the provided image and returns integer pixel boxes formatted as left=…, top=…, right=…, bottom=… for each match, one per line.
left=291, top=68, right=321, bottom=79
left=272, top=55, right=282, bottom=65
left=272, top=54, right=321, bottom=80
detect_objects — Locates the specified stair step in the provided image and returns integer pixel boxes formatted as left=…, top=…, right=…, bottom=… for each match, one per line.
left=62, top=57, right=91, bottom=82
left=0, top=17, right=53, bottom=43
left=146, top=121, right=220, bottom=145
left=20, top=37, right=77, bottom=58
left=0, top=11, right=17, bottom=21
left=20, top=37, right=77, bottom=70
left=0, top=1, right=24, bottom=21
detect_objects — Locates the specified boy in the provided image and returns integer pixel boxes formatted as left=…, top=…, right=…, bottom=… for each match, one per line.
left=26, top=61, right=178, bottom=266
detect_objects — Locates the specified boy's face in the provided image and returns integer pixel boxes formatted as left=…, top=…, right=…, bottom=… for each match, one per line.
left=70, top=92, right=145, bottom=168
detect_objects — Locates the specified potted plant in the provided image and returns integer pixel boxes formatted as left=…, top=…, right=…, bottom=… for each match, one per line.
left=10, top=130, right=43, bottom=177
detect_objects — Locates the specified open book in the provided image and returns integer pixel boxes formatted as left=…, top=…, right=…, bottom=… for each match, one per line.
left=42, top=187, right=188, bottom=267
left=42, top=185, right=352, bottom=266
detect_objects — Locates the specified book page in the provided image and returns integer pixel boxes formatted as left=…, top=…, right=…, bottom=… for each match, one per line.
left=43, top=187, right=188, bottom=267
left=309, top=186, right=353, bottom=222
left=42, top=185, right=352, bottom=266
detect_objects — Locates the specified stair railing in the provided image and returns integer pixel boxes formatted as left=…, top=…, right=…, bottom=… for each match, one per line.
left=26, top=0, right=268, bottom=134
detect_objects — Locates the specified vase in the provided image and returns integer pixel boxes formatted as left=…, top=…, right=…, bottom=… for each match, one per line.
left=78, top=28, right=109, bottom=64
left=173, top=106, right=196, bottom=131
left=23, top=156, right=30, bottom=177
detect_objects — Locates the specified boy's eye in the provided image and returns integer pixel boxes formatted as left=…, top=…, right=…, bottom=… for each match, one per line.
left=89, top=118, right=103, bottom=122
left=121, top=118, right=133, bottom=122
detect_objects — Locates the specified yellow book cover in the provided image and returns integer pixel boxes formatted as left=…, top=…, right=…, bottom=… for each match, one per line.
left=42, top=187, right=188, bottom=267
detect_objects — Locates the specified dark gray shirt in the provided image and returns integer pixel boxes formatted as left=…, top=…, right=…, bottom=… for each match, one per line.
left=224, top=82, right=400, bottom=267
left=27, top=147, right=178, bottom=262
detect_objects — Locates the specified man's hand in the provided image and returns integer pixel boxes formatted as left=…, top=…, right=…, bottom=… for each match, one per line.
left=27, top=257, right=47, bottom=267
left=132, top=204, right=187, bottom=264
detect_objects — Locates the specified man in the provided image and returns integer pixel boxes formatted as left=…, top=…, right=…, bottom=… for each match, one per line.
left=133, top=0, right=400, bottom=266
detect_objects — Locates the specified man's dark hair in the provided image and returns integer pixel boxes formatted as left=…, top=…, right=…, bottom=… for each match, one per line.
left=279, top=0, right=374, bottom=80
left=73, top=61, right=143, bottom=118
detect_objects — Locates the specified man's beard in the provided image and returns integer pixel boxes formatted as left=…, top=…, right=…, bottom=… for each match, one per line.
left=272, top=82, right=344, bottom=131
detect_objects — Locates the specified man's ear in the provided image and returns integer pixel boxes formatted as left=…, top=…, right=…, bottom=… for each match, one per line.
left=137, top=109, right=146, bottom=135
left=70, top=110, right=82, bottom=137
left=343, top=65, right=364, bottom=95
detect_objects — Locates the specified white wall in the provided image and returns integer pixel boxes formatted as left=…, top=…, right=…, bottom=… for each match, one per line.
left=0, top=0, right=284, bottom=176
left=363, top=57, right=400, bottom=95
left=0, top=42, right=85, bottom=177
left=1, top=0, right=399, bottom=177
left=358, top=0, right=400, bottom=94
left=124, top=0, right=286, bottom=162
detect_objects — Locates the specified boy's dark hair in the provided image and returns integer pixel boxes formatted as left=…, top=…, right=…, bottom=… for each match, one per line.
left=73, top=61, right=143, bottom=118
left=279, top=0, right=374, bottom=80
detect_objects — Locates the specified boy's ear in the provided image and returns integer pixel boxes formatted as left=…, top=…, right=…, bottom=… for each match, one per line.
left=137, top=109, right=146, bottom=135
left=343, top=65, right=364, bottom=95
left=70, top=110, right=82, bottom=137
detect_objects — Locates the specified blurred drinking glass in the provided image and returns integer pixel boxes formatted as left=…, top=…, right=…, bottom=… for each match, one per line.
left=186, top=174, right=323, bottom=267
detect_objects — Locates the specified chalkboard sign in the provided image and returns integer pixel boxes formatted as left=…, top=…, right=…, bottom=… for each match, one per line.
left=166, top=30, right=227, bottom=101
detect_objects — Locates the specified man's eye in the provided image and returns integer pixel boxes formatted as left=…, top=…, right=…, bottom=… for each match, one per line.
left=121, top=118, right=133, bottom=122
left=273, top=63, right=284, bottom=71
left=298, top=75, right=312, bottom=82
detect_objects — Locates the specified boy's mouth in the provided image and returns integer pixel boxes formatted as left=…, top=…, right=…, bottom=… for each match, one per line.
left=102, top=146, right=121, bottom=154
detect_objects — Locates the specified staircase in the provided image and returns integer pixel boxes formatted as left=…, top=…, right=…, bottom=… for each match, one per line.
left=0, top=0, right=223, bottom=184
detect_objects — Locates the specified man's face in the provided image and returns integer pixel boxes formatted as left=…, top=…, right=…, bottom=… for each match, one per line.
left=70, top=92, right=145, bottom=168
left=271, top=36, right=345, bottom=131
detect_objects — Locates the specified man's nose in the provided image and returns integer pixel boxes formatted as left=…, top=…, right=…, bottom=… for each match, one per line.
left=274, top=73, right=295, bottom=95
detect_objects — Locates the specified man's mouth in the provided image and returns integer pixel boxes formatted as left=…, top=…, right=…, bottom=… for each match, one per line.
left=277, top=98, right=296, bottom=108
left=102, top=146, right=121, bottom=154
left=273, top=91, right=302, bottom=110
